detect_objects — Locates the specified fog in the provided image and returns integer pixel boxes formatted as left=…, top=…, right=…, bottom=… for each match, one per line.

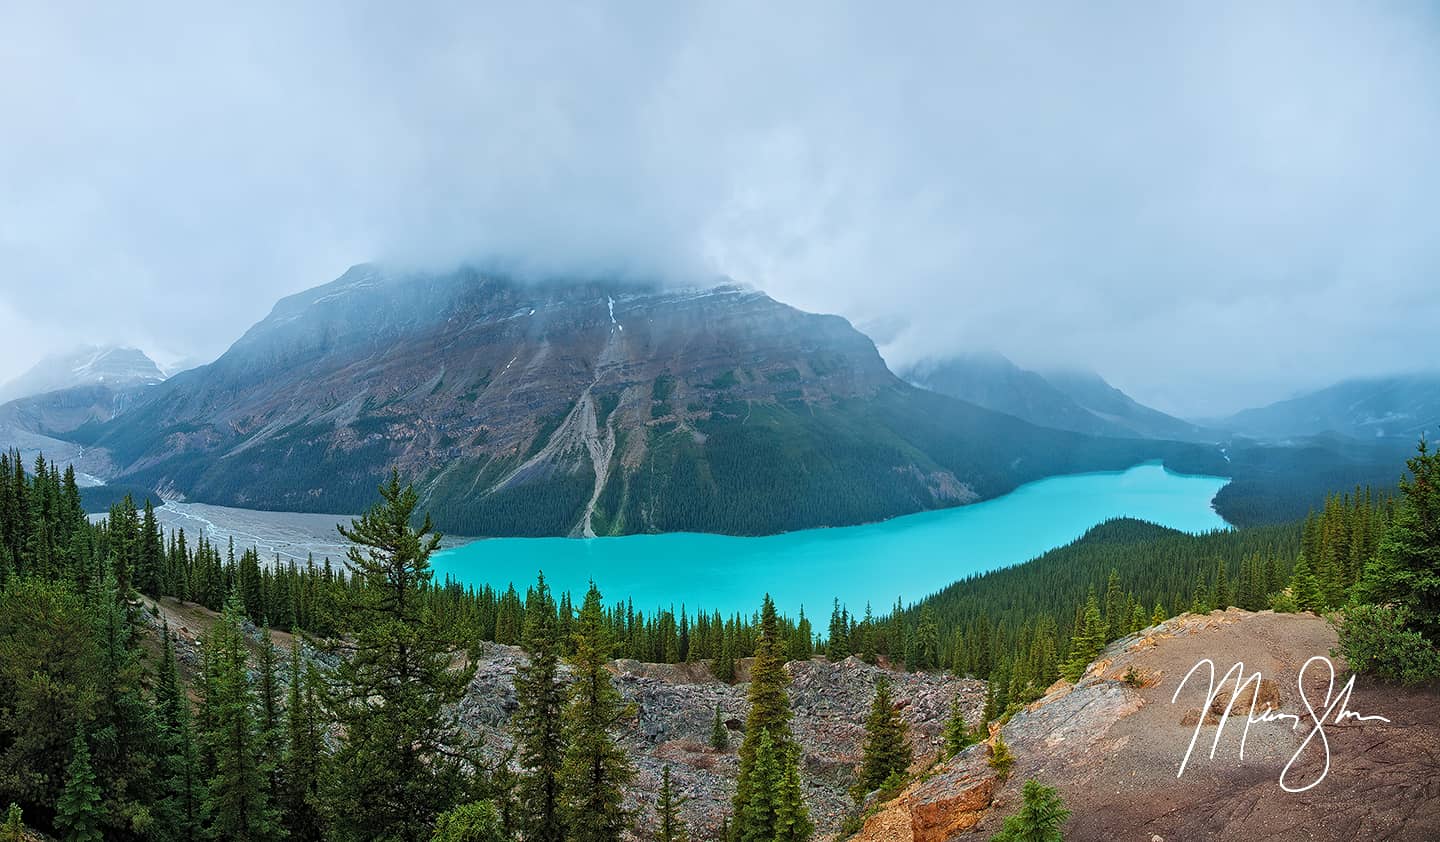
left=3, top=2, right=1438, bottom=417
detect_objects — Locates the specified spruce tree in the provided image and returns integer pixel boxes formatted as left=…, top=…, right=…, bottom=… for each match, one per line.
left=327, top=472, right=475, bottom=842
left=988, top=733, right=1015, bottom=780
left=990, top=778, right=1069, bottom=842
left=655, top=766, right=688, bottom=842
left=1060, top=590, right=1104, bottom=682
left=1356, top=439, right=1440, bottom=641
left=941, top=696, right=976, bottom=759
left=1289, top=555, right=1321, bottom=613
left=198, top=595, right=281, bottom=841
left=156, top=623, right=202, bottom=839
left=560, top=583, right=633, bottom=842
left=710, top=705, right=729, bottom=752
left=282, top=641, right=326, bottom=842
left=1212, top=560, right=1231, bottom=610
left=733, top=595, right=808, bottom=842
left=852, top=675, right=912, bottom=800
left=772, top=748, right=813, bottom=842
left=55, top=728, right=103, bottom=842
left=515, top=572, right=567, bottom=842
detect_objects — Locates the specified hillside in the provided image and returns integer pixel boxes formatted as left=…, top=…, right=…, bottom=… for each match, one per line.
left=902, top=354, right=1212, bottom=442
left=69, top=265, right=1219, bottom=537
left=1222, top=373, right=1440, bottom=442
left=855, top=609, right=1440, bottom=840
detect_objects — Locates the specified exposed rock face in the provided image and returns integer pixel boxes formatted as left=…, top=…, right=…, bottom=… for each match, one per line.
left=69, top=264, right=1208, bottom=537
left=457, top=646, right=986, bottom=838
left=853, top=610, right=1440, bottom=841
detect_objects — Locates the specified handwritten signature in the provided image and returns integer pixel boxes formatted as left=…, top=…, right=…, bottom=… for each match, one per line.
left=1171, top=655, right=1390, bottom=792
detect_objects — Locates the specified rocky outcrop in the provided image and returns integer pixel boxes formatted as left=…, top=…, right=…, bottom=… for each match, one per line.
left=852, top=610, right=1440, bottom=841
left=457, top=646, right=986, bottom=838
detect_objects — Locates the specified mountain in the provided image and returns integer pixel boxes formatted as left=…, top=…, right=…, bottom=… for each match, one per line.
left=901, top=353, right=1212, bottom=441
left=0, top=345, right=165, bottom=404
left=70, top=265, right=1216, bottom=537
left=1222, top=373, right=1440, bottom=441
left=1039, top=367, right=1215, bottom=441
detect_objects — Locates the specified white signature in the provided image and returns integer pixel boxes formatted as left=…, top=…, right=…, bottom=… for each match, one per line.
left=1170, top=655, right=1390, bottom=792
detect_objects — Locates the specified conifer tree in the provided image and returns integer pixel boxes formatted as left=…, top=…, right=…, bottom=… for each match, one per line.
left=515, top=572, right=567, bottom=842
left=431, top=801, right=507, bottom=842
left=156, top=623, right=202, bottom=838
left=0, top=803, right=21, bottom=842
left=852, top=675, right=912, bottom=800
left=988, top=733, right=1015, bottom=780
left=941, top=696, right=976, bottom=759
left=560, top=583, right=633, bottom=842
left=733, top=595, right=808, bottom=842
left=1212, top=560, right=1231, bottom=610
left=327, top=472, right=475, bottom=842
left=198, top=595, right=281, bottom=841
left=55, top=728, right=103, bottom=842
left=1289, top=555, right=1321, bottom=613
left=771, top=748, right=813, bottom=842
left=826, top=599, right=850, bottom=661
left=914, top=605, right=940, bottom=670
left=1103, top=570, right=1124, bottom=639
left=655, top=766, right=688, bottom=842
left=1060, top=590, right=1104, bottom=682
left=1151, top=602, right=1167, bottom=626
left=710, top=705, right=729, bottom=752
left=990, top=778, right=1069, bottom=842
left=1356, top=439, right=1440, bottom=641
left=282, top=641, right=326, bottom=842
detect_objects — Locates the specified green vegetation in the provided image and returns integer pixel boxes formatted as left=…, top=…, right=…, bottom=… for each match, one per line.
left=1334, top=440, right=1440, bottom=684
left=990, top=778, right=1069, bottom=842
left=852, top=675, right=913, bottom=801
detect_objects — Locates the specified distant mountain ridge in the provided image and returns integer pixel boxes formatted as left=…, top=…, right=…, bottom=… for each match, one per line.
left=902, top=353, right=1214, bottom=442
left=0, top=345, right=165, bottom=404
left=1221, top=373, right=1440, bottom=441
left=67, top=264, right=1215, bottom=537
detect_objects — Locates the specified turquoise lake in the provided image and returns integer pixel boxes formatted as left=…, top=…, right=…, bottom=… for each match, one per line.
left=430, top=461, right=1230, bottom=617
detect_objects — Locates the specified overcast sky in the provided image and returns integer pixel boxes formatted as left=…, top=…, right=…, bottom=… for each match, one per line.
left=2, top=2, right=1437, bottom=418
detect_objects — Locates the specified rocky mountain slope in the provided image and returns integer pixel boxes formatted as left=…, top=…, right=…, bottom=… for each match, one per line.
left=902, top=354, right=1212, bottom=442
left=0, top=345, right=165, bottom=404
left=68, top=265, right=1216, bottom=536
left=855, top=609, right=1440, bottom=841
left=1222, top=373, right=1440, bottom=442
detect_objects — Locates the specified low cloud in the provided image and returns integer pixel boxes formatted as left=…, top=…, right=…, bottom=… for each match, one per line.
left=2, top=2, right=1437, bottom=417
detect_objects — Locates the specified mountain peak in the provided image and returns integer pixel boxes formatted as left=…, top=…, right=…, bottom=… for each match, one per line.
left=0, top=344, right=165, bottom=404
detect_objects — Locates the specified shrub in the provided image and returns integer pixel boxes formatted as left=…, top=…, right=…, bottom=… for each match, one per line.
left=1333, top=604, right=1440, bottom=686
left=990, top=778, right=1069, bottom=842
left=988, top=733, right=1015, bottom=780
left=431, top=801, right=506, bottom=842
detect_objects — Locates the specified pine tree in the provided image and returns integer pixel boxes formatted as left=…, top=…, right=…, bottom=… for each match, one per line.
left=988, top=733, right=1015, bottom=780
left=327, top=472, right=475, bottom=842
left=431, top=801, right=507, bottom=842
left=990, top=778, right=1069, bottom=842
left=771, top=747, right=813, bottom=842
left=198, top=595, right=281, bottom=841
left=1151, top=602, right=1167, bottom=626
left=655, top=766, right=688, bottom=842
left=1060, top=590, right=1104, bottom=682
left=826, top=599, right=850, bottom=661
left=1103, top=570, right=1124, bottom=640
left=734, top=595, right=808, bottom=842
left=560, top=583, right=633, bottom=842
left=852, top=675, right=912, bottom=800
left=1356, top=439, right=1440, bottom=641
left=1289, top=554, right=1321, bottom=613
left=156, top=623, right=202, bottom=839
left=1212, top=560, right=1231, bottom=610
left=515, top=572, right=567, bottom=842
left=282, top=641, right=325, bottom=842
left=710, top=705, right=729, bottom=752
left=55, top=728, right=103, bottom=842
left=915, top=605, right=940, bottom=670
left=941, top=696, right=976, bottom=759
